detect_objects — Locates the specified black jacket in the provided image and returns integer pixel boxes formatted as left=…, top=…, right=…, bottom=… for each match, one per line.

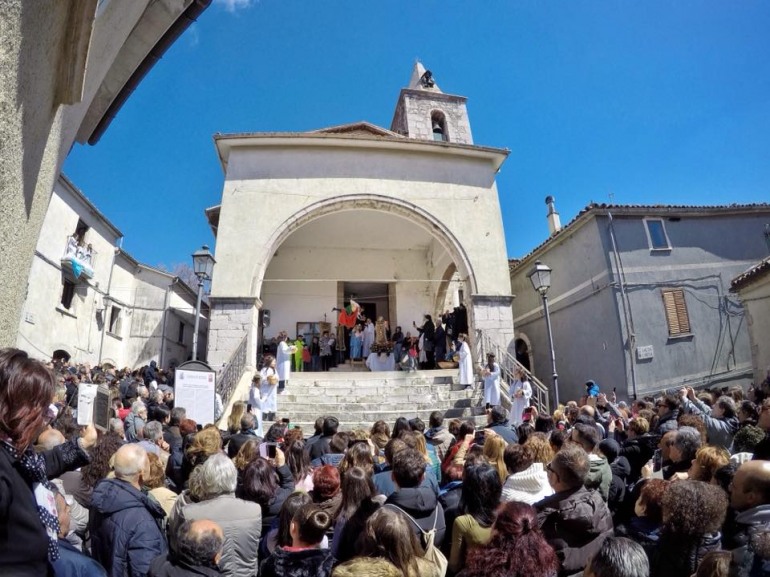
left=535, top=486, right=614, bottom=576
left=385, top=485, right=446, bottom=548
left=651, top=531, right=722, bottom=577
left=619, top=434, right=657, bottom=483
left=90, top=478, right=168, bottom=577
left=259, top=547, right=335, bottom=577
left=226, top=430, right=261, bottom=459
left=148, top=554, right=221, bottom=577
left=307, top=435, right=333, bottom=461
left=256, top=465, right=295, bottom=535
left=0, top=439, right=90, bottom=577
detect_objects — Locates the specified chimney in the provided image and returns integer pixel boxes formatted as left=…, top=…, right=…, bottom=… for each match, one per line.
left=545, top=196, right=562, bottom=236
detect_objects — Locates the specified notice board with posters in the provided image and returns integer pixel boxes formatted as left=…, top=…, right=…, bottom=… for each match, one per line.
left=175, top=367, right=216, bottom=425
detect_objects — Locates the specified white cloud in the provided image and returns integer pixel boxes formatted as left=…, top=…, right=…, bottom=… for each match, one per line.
left=214, top=0, right=255, bottom=12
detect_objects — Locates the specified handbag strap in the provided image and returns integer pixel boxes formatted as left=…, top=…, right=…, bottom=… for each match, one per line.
left=385, top=503, right=438, bottom=533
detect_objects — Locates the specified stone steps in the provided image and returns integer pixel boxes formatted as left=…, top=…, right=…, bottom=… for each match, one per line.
left=270, top=369, right=486, bottom=431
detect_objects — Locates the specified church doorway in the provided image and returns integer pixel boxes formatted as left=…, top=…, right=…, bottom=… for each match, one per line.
left=341, top=282, right=391, bottom=360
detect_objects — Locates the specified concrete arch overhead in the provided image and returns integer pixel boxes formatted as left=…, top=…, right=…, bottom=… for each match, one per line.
left=251, top=194, right=478, bottom=299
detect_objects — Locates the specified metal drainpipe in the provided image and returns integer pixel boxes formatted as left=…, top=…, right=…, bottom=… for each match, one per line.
left=607, top=213, right=639, bottom=400
left=97, top=244, right=119, bottom=365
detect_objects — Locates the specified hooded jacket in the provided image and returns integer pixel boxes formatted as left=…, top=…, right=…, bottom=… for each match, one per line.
left=501, top=462, right=553, bottom=505
left=535, top=486, right=614, bottom=575
left=682, top=397, right=740, bottom=450
left=585, top=454, right=612, bottom=502
left=385, top=485, right=447, bottom=548
left=89, top=478, right=168, bottom=577
left=259, top=547, right=335, bottom=577
left=424, top=426, right=455, bottom=462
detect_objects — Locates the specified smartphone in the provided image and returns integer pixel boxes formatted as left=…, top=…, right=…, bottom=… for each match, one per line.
left=267, top=444, right=277, bottom=459
left=474, top=430, right=486, bottom=445
left=259, top=442, right=278, bottom=459
left=281, top=418, right=290, bottom=425
left=652, top=448, right=662, bottom=472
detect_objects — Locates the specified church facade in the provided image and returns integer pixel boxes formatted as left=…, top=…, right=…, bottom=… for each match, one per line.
left=205, top=64, right=515, bottom=371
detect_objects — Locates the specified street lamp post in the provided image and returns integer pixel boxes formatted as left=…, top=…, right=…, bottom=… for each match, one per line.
left=528, top=260, right=559, bottom=408
left=191, top=245, right=216, bottom=361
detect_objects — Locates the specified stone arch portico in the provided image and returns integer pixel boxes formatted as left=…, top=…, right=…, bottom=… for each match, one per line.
left=205, top=128, right=516, bottom=371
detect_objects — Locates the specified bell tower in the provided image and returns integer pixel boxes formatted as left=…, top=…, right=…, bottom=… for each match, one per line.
left=390, top=62, right=474, bottom=145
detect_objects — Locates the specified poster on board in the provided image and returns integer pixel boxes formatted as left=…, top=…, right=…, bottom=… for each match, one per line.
left=176, top=368, right=216, bottom=425
left=76, top=383, right=111, bottom=431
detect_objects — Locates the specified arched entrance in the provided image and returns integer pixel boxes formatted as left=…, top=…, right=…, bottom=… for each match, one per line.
left=52, top=348, right=71, bottom=363
left=253, top=194, right=477, bottom=298
left=258, top=199, right=475, bottom=355
left=515, top=334, right=533, bottom=372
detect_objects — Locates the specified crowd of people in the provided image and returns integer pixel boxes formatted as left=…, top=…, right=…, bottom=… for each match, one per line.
left=1, top=345, right=769, bottom=577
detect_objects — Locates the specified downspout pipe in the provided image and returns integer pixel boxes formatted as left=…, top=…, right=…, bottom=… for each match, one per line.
left=607, top=212, right=639, bottom=400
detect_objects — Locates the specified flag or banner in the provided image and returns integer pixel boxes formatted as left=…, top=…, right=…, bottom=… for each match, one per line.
left=71, top=259, right=83, bottom=278
left=338, top=299, right=361, bottom=328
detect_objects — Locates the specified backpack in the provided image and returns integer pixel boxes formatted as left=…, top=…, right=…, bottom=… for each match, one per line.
left=385, top=504, right=448, bottom=577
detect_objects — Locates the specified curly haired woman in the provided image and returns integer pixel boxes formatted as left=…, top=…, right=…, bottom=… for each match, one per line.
left=650, top=480, right=728, bottom=577
left=462, top=501, right=559, bottom=577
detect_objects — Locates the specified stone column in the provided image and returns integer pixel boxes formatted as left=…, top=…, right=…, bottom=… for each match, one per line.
left=207, top=297, right=261, bottom=370
left=469, top=294, right=516, bottom=359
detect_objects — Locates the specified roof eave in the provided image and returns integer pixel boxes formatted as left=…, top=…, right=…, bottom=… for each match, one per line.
left=212, top=132, right=510, bottom=173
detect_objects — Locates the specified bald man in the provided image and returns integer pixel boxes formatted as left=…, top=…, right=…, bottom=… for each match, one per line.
left=149, top=519, right=225, bottom=576
left=728, top=460, right=770, bottom=575
left=37, top=428, right=65, bottom=451
left=90, top=445, right=168, bottom=577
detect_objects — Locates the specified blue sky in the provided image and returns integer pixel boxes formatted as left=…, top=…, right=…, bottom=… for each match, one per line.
left=64, top=0, right=770, bottom=270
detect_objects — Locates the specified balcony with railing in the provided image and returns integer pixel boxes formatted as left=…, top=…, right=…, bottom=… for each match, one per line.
left=61, top=235, right=96, bottom=280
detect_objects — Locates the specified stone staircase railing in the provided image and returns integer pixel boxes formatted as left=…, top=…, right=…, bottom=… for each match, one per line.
left=476, top=330, right=551, bottom=414
left=217, top=332, right=249, bottom=407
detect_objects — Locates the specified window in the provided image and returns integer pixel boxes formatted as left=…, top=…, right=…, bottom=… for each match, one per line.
left=431, top=111, right=448, bottom=142
left=61, top=280, right=75, bottom=310
left=178, top=322, right=185, bottom=344
left=108, top=306, right=122, bottom=334
left=645, top=218, right=671, bottom=250
left=662, top=289, right=691, bottom=336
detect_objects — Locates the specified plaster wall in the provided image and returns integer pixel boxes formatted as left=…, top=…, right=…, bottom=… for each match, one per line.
left=100, top=258, right=137, bottom=367
left=511, top=211, right=769, bottom=400
left=16, top=177, right=119, bottom=363
left=0, top=1, right=72, bottom=348
left=511, top=219, right=627, bottom=401
left=1, top=0, right=195, bottom=349
left=261, top=246, right=437, bottom=340
left=212, top=144, right=510, bottom=299
left=736, top=275, right=770, bottom=385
